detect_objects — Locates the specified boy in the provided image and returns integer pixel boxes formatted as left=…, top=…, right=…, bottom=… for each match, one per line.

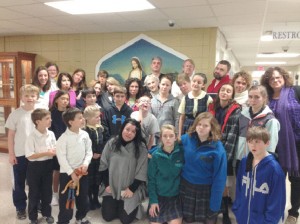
left=131, top=94, right=159, bottom=150
left=25, top=109, right=56, bottom=224
left=56, top=107, right=92, bottom=224
left=5, top=84, right=40, bottom=220
left=232, top=126, right=286, bottom=224
left=81, top=87, right=100, bottom=109
left=102, top=86, right=133, bottom=138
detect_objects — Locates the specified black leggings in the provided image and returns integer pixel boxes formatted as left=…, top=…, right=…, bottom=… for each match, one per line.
left=102, top=196, right=138, bottom=224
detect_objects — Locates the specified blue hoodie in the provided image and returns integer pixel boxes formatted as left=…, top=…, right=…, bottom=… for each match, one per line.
left=232, top=154, right=286, bottom=224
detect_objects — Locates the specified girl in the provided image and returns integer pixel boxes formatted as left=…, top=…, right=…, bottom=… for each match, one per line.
left=125, top=78, right=144, bottom=111
left=72, top=68, right=87, bottom=108
left=178, top=73, right=212, bottom=137
left=45, top=62, right=59, bottom=91
left=49, top=90, right=70, bottom=206
left=49, top=72, right=76, bottom=107
left=148, top=124, right=184, bottom=224
left=180, top=112, right=227, bottom=224
left=128, top=57, right=143, bottom=80
left=32, top=66, right=51, bottom=109
left=83, top=105, right=107, bottom=210
left=208, top=83, right=241, bottom=224
left=99, top=118, right=148, bottom=224
left=235, top=85, right=280, bottom=170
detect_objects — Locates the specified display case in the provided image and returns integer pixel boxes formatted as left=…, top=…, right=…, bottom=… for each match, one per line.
left=0, top=52, right=36, bottom=152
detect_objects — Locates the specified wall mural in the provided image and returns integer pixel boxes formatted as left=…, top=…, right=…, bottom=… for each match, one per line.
left=95, top=34, right=188, bottom=85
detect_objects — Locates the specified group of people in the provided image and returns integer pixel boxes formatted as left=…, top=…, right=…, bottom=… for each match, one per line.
left=5, top=56, right=300, bottom=224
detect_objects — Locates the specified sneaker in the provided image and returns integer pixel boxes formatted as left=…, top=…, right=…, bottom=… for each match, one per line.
left=51, top=193, right=59, bottom=206
left=75, top=218, right=91, bottom=224
left=44, top=216, right=55, bottom=224
left=285, top=215, right=298, bottom=224
left=16, top=210, right=26, bottom=220
left=29, top=220, right=38, bottom=224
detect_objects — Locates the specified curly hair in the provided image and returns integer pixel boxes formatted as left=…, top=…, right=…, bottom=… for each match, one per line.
left=231, top=70, right=252, bottom=90
left=125, top=78, right=144, bottom=100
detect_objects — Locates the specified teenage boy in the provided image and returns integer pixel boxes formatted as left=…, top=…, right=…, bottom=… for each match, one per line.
left=232, top=126, right=286, bottom=224
left=102, top=86, right=133, bottom=138
left=5, top=84, right=40, bottom=220
left=131, top=94, right=160, bottom=149
left=25, top=109, right=56, bottom=224
left=81, top=87, right=100, bottom=109
left=56, top=107, right=92, bottom=224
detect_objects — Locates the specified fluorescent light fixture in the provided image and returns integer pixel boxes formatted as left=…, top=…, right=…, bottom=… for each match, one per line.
left=260, top=31, right=273, bottom=41
left=257, top=53, right=300, bottom=58
left=45, top=0, right=155, bottom=15
left=255, top=61, right=287, bottom=65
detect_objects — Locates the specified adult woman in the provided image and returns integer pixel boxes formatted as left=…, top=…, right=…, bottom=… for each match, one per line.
left=208, top=83, right=241, bottom=224
left=99, top=118, right=148, bottom=224
left=49, top=72, right=76, bottom=107
left=144, top=74, right=159, bottom=97
left=97, top=70, right=109, bottom=92
left=32, top=66, right=51, bottom=109
left=261, top=67, right=300, bottom=224
left=128, top=57, right=143, bottom=80
left=180, top=112, right=227, bottom=224
left=231, top=71, right=252, bottom=107
left=235, top=85, right=279, bottom=169
left=45, top=62, right=59, bottom=91
left=125, top=78, right=144, bottom=111
left=72, top=68, right=87, bottom=108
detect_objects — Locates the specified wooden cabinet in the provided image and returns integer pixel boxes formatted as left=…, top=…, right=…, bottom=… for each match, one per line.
left=0, top=52, right=36, bottom=152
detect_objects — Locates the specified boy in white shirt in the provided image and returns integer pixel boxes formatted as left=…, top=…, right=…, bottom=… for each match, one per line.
left=56, top=107, right=92, bottom=224
left=5, top=84, right=40, bottom=220
left=25, top=109, right=56, bottom=224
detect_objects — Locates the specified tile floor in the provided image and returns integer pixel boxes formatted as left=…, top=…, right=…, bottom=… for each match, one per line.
left=0, top=152, right=298, bottom=224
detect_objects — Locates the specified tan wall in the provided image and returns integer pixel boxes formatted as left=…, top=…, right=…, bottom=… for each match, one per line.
left=0, top=28, right=217, bottom=84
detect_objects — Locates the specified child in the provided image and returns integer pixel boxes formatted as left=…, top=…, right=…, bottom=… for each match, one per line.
left=5, top=84, right=40, bottom=220
left=49, top=90, right=70, bottom=205
left=56, top=107, right=92, bottom=224
left=232, top=126, right=286, bottom=224
left=148, top=124, right=184, bottom=224
left=178, top=73, right=213, bottom=137
left=180, top=112, right=227, bottom=224
left=81, top=87, right=100, bottom=110
left=25, top=109, right=56, bottom=224
left=131, top=94, right=160, bottom=150
left=175, top=73, right=191, bottom=100
left=102, top=86, right=133, bottom=139
left=83, top=105, right=107, bottom=210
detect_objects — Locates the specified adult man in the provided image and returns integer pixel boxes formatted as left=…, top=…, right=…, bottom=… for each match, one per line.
left=142, top=56, right=164, bottom=85
left=171, top=59, right=195, bottom=99
left=207, top=60, right=231, bottom=94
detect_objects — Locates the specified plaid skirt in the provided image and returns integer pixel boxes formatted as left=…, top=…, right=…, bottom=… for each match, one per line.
left=180, top=178, right=211, bottom=223
left=183, top=117, right=195, bottom=134
left=148, top=195, right=182, bottom=223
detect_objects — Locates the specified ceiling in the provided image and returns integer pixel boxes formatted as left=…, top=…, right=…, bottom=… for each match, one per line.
left=0, top=0, right=299, bottom=67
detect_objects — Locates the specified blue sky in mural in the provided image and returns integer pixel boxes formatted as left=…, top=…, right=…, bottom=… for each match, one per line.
left=99, top=39, right=184, bottom=84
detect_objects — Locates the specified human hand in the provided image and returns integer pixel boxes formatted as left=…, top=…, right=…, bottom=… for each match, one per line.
left=93, top=153, right=101, bottom=159
left=149, top=204, right=160, bottom=217
left=48, top=149, right=56, bottom=156
left=79, top=165, right=88, bottom=174
left=121, top=188, right=133, bottom=198
left=9, top=154, right=17, bottom=165
left=71, top=172, right=80, bottom=183
left=147, top=153, right=152, bottom=159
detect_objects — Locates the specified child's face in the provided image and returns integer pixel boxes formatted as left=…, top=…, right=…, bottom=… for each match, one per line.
left=191, top=75, right=204, bottom=92
left=219, top=84, right=233, bottom=102
left=56, top=94, right=69, bottom=111
left=234, top=76, right=247, bottom=93
left=146, top=79, right=158, bottom=93
left=84, top=93, right=97, bottom=106
left=196, top=118, right=211, bottom=140
left=106, top=83, right=114, bottom=94
left=113, top=93, right=126, bottom=106
left=248, top=89, right=265, bottom=112
left=247, top=139, right=269, bottom=157
left=98, top=76, right=107, bottom=86
left=161, top=129, right=176, bottom=148
left=179, top=81, right=191, bottom=95
left=159, top=78, right=171, bottom=95
left=61, top=75, right=71, bottom=91
left=38, top=69, right=49, bottom=87
left=129, top=81, right=139, bottom=97
left=21, top=92, right=38, bottom=107
left=73, top=71, right=84, bottom=85
left=138, top=96, right=151, bottom=112
left=86, top=111, right=101, bottom=126
left=69, top=113, right=85, bottom=129
left=94, top=83, right=101, bottom=96
left=37, top=114, right=52, bottom=130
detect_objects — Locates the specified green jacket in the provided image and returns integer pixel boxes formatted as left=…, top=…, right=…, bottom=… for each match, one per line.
left=148, top=143, right=184, bottom=204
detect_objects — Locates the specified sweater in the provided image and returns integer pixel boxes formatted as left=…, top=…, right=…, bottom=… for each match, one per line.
left=232, top=154, right=286, bottom=224
left=181, top=133, right=227, bottom=212
left=148, top=143, right=184, bottom=204
left=207, top=75, right=231, bottom=94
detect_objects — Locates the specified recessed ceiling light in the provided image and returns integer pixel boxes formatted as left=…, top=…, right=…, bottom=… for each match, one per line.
left=45, top=0, right=155, bottom=15
left=260, top=31, right=273, bottom=41
left=257, top=53, right=300, bottom=58
left=255, top=61, right=287, bottom=65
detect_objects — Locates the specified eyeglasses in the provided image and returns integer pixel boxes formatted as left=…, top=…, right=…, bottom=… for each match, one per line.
left=140, top=100, right=151, bottom=104
left=269, top=75, right=283, bottom=83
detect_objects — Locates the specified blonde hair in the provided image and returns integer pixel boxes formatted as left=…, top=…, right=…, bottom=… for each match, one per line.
left=160, top=124, right=177, bottom=147
left=20, top=84, right=40, bottom=99
left=106, top=77, right=120, bottom=86
left=188, top=112, right=221, bottom=141
left=83, top=105, right=103, bottom=128
left=176, top=73, right=190, bottom=86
